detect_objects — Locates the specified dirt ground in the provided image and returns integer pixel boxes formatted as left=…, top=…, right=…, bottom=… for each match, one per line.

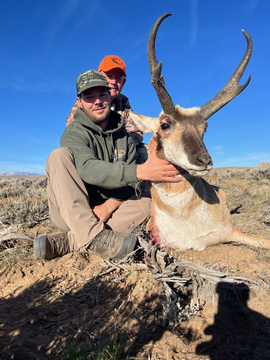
left=0, top=165, right=270, bottom=360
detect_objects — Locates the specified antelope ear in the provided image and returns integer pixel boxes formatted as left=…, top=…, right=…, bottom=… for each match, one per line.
left=129, top=111, right=159, bottom=134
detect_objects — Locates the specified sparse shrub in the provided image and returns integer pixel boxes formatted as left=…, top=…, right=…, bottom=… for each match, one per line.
left=63, top=337, right=133, bottom=360
left=0, top=176, right=49, bottom=227
left=264, top=211, right=270, bottom=226
left=36, top=177, right=47, bottom=188
left=246, top=164, right=270, bottom=181
left=20, top=178, right=34, bottom=188
left=0, top=179, right=9, bottom=188
left=0, top=198, right=48, bottom=226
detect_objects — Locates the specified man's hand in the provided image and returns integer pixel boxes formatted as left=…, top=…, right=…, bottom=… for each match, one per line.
left=136, top=148, right=183, bottom=183
left=92, top=199, right=122, bottom=222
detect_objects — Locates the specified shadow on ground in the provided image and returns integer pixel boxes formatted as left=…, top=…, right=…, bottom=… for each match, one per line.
left=196, top=282, right=270, bottom=360
left=0, top=259, right=170, bottom=359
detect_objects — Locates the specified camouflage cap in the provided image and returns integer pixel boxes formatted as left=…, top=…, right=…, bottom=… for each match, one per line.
left=76, top=70, right=111, bottom=95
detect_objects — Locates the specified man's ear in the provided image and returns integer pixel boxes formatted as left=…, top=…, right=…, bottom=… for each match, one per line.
left=107, top=89, right=112, bottom=107
left=120, top=77, right=126, bottom=92
left=76, top=96, right=82, bottom=108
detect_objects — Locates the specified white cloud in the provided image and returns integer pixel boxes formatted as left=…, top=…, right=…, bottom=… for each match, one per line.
left=0, top=68, right=72, bottom=94
left=212, top=145, right=224, bottom=155
left=217, top=152, right=270, bottom=167
left=244, top=0, right=260, bottom=16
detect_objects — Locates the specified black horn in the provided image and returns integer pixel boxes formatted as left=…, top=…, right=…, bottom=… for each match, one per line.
left=200, top=30, right=252, bottom=120
left=148, top=13, right=176, bottom=116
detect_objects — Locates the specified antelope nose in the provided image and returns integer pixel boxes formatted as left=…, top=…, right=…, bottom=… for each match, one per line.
left=197, top=154, right=213, bottom=167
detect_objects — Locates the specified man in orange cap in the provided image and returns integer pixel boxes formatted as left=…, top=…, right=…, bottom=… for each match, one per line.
left=66, top=56, right=147, bottom=165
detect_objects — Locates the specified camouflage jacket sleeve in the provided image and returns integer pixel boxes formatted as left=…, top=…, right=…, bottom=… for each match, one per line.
left=66, top=102, right=79, bottom=126
left=114, top=94, right=143, bottom=146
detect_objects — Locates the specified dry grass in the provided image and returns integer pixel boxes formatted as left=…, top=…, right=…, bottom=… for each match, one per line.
left=0, top=176, right=49, bottom=228
left=204, top=163, right=270, bottom=237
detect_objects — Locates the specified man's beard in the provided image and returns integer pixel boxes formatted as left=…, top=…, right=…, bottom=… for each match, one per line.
left=82, top=105, right=110, bottom=129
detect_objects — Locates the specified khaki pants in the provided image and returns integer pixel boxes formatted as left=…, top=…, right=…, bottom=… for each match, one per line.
left=46, top=147, right=151, bottom=252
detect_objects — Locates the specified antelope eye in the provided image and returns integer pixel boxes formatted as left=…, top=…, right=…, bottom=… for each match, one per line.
left=160, top=123, right=170, bottom=131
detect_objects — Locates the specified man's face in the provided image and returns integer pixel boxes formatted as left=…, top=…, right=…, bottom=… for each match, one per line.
left=102, top=68, right=126, bottom=101
left=77, top=86, right=111, bottom=130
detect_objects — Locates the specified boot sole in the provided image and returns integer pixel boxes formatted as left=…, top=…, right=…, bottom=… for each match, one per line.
left=34, top=235, right=48, bottom=260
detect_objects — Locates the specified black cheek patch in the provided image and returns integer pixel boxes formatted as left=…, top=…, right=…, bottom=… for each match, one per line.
left=156, top=133, right=164, bottom=152
left=181, top=131, right=200, bottom=161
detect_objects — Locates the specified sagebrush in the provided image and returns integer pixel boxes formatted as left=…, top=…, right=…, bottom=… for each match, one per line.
left=0, top=176, right=48, bottom=227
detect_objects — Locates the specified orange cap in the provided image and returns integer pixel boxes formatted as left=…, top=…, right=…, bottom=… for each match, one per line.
left=98, top=55, right=126, bottom=76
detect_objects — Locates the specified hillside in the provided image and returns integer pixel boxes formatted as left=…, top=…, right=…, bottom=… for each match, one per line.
left=0, top=164, right=270, bottom=359
left=0, top=172, right=42, bottom=177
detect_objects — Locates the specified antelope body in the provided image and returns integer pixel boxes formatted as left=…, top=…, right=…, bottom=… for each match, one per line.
left=130, top=14, right=270, bottom=251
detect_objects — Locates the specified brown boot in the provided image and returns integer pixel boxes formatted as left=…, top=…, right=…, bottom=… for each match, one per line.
left=88, top=229, right=137, bottom=260
left=34, top=233, right=70, bottom=260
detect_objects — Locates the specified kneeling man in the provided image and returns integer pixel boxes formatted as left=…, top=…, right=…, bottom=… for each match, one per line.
left=34, top=70, right=181, bottom=261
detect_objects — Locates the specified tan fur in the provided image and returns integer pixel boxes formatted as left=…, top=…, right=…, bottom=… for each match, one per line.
left=130, top=109, right=270, bottom=251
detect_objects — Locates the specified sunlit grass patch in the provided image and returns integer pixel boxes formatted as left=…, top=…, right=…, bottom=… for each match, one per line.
left=63, top=337, right=134, bottom=360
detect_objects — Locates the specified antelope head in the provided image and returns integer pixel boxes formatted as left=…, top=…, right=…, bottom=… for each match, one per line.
left=130, top=13, right=252, bottom=177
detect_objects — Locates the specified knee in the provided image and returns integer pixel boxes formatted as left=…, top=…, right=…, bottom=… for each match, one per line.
left=46, top=147, right=75, bottom=173
left=51, top=147, right=73, bottom=158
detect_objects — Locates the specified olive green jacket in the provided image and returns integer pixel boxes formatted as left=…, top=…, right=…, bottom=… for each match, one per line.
left=60, top=108, right=138, bottom=201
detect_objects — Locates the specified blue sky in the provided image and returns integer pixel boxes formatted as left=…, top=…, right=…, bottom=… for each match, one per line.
left=0, top=0, right=269, bottom=174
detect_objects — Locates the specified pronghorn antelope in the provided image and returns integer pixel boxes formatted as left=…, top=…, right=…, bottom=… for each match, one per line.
left=130, top=13, right=270, bottom=251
